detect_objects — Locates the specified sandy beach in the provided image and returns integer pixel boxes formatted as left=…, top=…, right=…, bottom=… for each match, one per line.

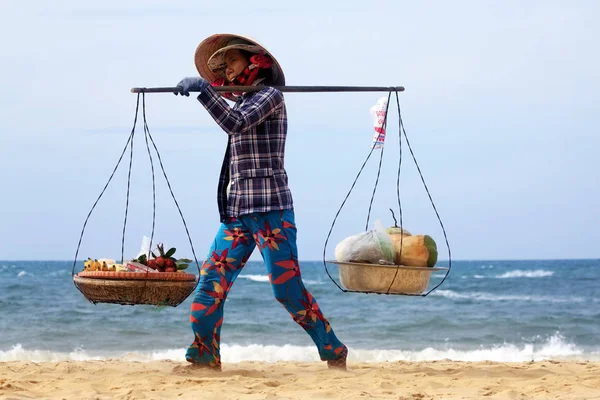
left=1, top=360, right=599, bottom=399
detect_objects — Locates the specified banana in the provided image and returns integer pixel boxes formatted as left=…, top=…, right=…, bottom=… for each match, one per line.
left=83, top=258, right=127, bottom=272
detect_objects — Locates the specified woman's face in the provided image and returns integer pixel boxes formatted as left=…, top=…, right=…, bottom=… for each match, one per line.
left=223, top=49, right=250, bottom=82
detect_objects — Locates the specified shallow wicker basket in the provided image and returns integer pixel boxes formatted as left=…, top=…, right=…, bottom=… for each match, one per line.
left=328, top=261, right=448, bottom=295
left=73, top=271, right=198, bottom=307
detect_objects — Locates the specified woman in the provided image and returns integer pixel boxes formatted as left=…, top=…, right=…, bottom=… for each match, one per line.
left=174, top=34, right=347, bottom=371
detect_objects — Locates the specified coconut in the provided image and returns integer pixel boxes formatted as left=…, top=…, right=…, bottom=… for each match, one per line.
left=386, top=226, right=412, bottom=264
left=396, top=235, right=438, bottom=267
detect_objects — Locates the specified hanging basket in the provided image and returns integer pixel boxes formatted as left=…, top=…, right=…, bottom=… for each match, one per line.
left=73, top=271, right=198, bottom=307
left=322, top=90, right=452, bottom=296
left=327, top=261, right=448, bottom=295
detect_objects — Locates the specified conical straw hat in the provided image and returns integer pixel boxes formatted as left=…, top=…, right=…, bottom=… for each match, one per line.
left=194, top=33, right=285, bottom=86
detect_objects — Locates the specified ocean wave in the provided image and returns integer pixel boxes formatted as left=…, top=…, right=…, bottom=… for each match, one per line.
left=432, top=290, right=587, bottom=303
left=2, top=334, right=596, bottom=363
left=496, top=270, right=554, bottom=279
left=0, top=344, right=104, bottom=362
left=238, top=274, right=322, bottom=285
left=238, top=274, right=270, bottom=283
left=468, top=270, right=555, bottom=279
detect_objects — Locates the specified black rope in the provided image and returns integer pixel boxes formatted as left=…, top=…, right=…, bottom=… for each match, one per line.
left=320, top=93, right=393, bottom=293
left=322, top=89, right=451, bottom=296
left=141, top=93, right=202, bottom=280
left=384, top=92, right=406, bottom=293
left=394, top=90, right=452, bottom=295
left=71, top=94, right=140, bottom=284
left=142, top=94, right=157, bottom=261
left=121, top=110, right=135, bottom=264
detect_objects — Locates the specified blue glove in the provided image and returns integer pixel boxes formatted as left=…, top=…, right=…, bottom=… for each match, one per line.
left=174, top=77, right=209, bottom=96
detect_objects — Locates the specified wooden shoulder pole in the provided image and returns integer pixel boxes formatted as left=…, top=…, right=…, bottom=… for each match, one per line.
left=130, top=85, right=405, bottom=94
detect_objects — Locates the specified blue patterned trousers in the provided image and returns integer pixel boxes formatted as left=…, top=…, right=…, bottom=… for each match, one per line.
left=185, top=209, right=346, bottom=368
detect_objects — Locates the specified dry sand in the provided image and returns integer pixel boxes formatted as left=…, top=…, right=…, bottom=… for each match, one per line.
left=1, top=360, right=599, bottom=399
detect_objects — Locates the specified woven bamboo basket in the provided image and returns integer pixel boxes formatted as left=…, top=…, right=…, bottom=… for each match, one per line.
left=328, top=261, right=448, bottom=295
left=73, top=271, right=198, bottom=307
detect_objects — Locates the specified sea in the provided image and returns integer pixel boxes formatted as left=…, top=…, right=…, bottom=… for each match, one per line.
left=1, top=259, right=599, bottom=363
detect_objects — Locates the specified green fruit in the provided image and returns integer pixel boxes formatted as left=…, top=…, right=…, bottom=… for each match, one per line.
left=423, top=235, right=438, bottom=267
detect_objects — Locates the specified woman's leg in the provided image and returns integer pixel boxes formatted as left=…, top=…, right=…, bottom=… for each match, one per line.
left=240, top=210, right=347, bottom=364
left=186, top=217, right=256, bottom=368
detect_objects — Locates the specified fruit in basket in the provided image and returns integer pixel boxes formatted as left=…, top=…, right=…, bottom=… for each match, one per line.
left=396, top=234, right=438, bottom=267
left=384, top=209, right=437, bottom=267
left=387, top=226, right=411, bottom=265
left=386, top=209, right=412, bottom=264
left=113, top=263, right=126, bottom=272
left=165, top=258, right=176, bottom=270
left=82, top=258, right=123, bottom=272
left=83, top=258, right=101, bottom=271
left=387, top=226, right=411, bottom=237
left=83, top=258, right=94, bottom=270
left=131, top=242, right=192, bottom=273
left=164, top=256, right=177, bottom=273
left=155, top=257, right=166, bottom=271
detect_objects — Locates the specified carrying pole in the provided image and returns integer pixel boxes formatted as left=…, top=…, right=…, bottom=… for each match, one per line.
left=131, top=85, right=405, bottom=94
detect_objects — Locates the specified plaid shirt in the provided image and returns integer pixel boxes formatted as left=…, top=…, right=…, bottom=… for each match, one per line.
left=197, top=85, right=294, bottom=222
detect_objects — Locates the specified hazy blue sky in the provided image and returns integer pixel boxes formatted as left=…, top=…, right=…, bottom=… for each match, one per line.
left=0, top=1, right=598, bottom=262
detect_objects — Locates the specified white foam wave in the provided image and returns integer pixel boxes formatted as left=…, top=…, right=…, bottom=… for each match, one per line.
left=433, top=290, right=587, bottom=303
left=473, top=274, right=485, bottom=279
left=17, top=270, right=30, bottom=277
left=238, top=274, right=321, bottom=285
left=2, top=334, right=596, bottom=363
left=496, top=269, right=554, bottom=279
left=0, top=344, right=104, bottom=362
left=239, top=274, right=270, bottom=283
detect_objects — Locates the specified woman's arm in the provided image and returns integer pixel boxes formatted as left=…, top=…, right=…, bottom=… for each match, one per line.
left=196, top=86, right=284, bottom=135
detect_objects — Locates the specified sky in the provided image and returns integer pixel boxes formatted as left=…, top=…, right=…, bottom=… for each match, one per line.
left=0, top=1, right=598, bottom=262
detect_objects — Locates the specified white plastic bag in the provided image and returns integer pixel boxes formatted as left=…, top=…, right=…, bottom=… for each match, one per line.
left=334, top=220, right=395, bottom=264
left=136, top=235, right=152, bottom=259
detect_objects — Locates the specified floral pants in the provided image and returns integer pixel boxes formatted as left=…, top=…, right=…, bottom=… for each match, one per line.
left=185, top=209, right=346, bottom=368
